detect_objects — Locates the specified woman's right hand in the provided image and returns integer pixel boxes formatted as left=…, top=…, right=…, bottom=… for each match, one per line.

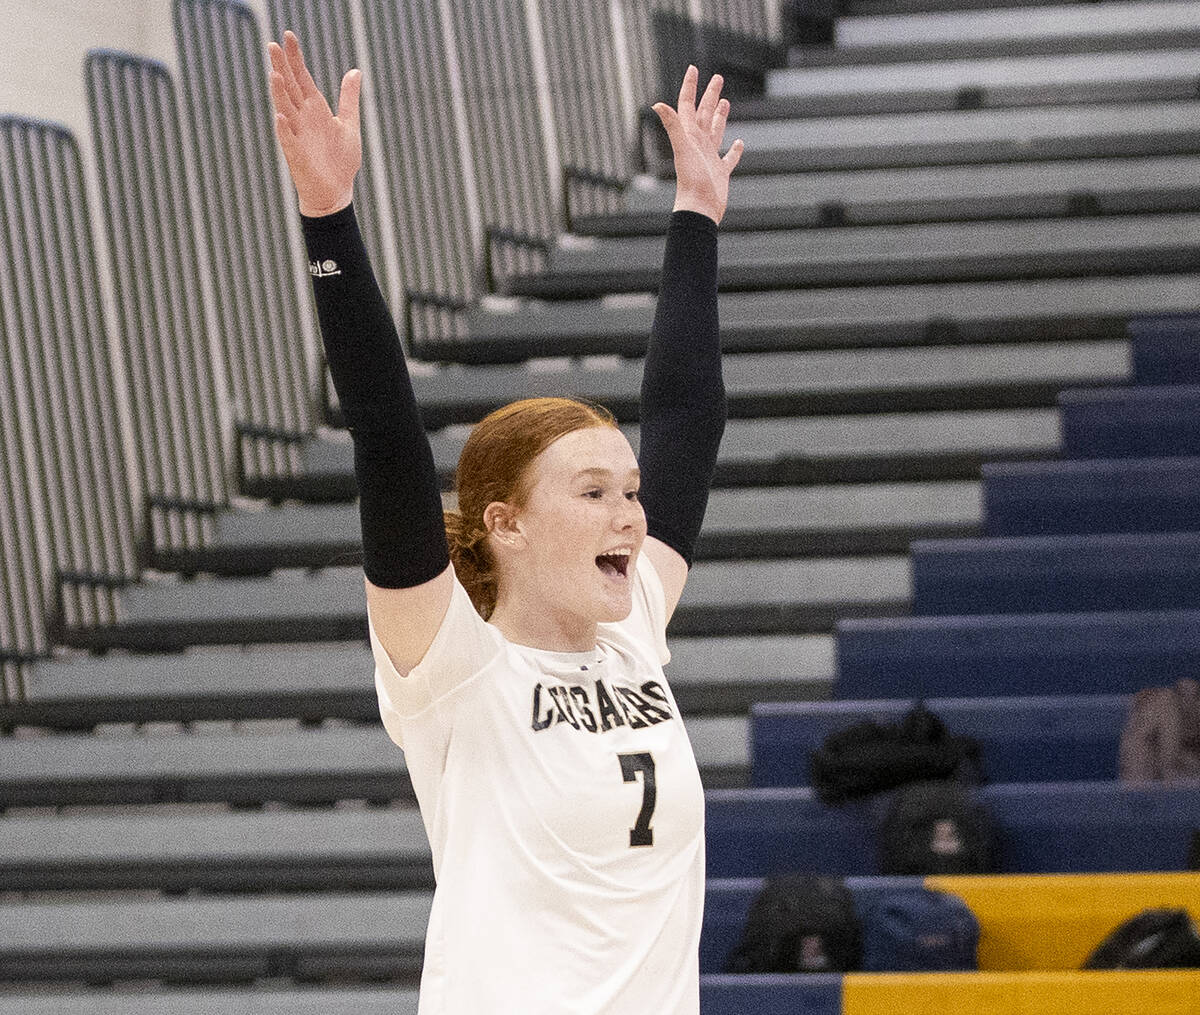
left=267, top=31, right=362, bottom=218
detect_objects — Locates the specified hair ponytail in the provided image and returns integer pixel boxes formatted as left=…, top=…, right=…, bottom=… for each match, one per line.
left=446, top=397, right=618, bottom=618
left=443, top=507, right=499, bottom=619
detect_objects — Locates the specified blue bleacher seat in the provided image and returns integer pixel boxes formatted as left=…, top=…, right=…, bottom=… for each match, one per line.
left=701, top=877, right=916, bottom=974
left=751, top=696, right=1126, bottom=787
left=699, top=974, right=842, bottom=1015
left=1059, top=385, right=1200, bottom=459
left=1130, top=314, right=1200, bottom=385
left=982, top=457, right=1200, bottom=536
left=911, top=532, right=1200, bottom=616
left=835, top=609, right=1200, bottom=699
left=705, top=783, right=1200, bottom=878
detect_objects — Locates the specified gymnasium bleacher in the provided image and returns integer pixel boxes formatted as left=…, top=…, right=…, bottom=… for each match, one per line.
left=1, top=0, right=1199, bottom=1011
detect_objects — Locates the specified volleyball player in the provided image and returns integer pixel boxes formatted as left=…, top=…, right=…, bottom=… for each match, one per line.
left=267, top=30, right=742, bottom=1013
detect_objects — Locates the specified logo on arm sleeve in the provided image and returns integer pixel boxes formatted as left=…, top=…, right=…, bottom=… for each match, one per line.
left=309, top=259, right=342, bottom=278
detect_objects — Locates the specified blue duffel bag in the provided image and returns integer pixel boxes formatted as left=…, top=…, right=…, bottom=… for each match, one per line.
left=860, top=887, right=979, bottom=972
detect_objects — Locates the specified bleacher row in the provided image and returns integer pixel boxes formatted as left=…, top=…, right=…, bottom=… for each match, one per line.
left=2, top=0, right=1200, bottom=1011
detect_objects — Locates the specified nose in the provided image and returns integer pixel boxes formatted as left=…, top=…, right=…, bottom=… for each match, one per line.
left=616, top=496, right=644, bottom=531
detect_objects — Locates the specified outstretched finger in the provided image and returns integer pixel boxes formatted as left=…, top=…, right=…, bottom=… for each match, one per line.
left=696, top=73, right=723, bottom=134
left=267, top=40, right=286, bottom=77
left=280, top=51, right=306, bottom=109
left=652, top=101, right=681, bottom=152
left=338, top=68, right=362, bottom=132
left=269, top=41, right=303, bottom=109
left=675, top=65, right=698, bottom=119
left=711, top=97, right=730, bottom=148
left=722, top=138, right=745, bottom=174
left=269, top=69, right=297, bottom=119
left=284, top=30, right=323, bottom=101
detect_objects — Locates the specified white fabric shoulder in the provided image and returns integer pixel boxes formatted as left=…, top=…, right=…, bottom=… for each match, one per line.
left=368, top=576, right=503, bottom=743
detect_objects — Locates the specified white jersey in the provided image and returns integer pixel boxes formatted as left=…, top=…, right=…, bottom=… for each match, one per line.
left=368, top=553, right=705, bottom=1015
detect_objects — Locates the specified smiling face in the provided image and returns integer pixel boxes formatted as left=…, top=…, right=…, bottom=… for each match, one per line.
left=486, top=426, right=648, bottom=642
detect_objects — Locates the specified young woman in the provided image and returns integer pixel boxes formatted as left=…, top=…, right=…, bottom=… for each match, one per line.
left=268, top=31, right=742, bottom=1014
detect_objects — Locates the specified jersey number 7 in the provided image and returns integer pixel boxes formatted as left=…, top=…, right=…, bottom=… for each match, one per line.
left=618, top=752, right=657, bottom=847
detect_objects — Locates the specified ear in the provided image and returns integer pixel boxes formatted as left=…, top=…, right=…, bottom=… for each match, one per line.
left=483, top=500, right=524, bottom=550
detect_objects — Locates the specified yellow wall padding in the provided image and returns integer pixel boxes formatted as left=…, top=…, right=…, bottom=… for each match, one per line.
left=924, top=872, right=1200, bottom=971
left=843, top=970, right=1200, bottom=1015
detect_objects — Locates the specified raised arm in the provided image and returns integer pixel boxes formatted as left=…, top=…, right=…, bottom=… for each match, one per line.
left=269, top=32, right=452, bottom=674
left=638, top=67, right=743, bottom=617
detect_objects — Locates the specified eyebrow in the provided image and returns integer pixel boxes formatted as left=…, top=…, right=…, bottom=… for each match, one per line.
left=574, top=466, right=641, bottom=480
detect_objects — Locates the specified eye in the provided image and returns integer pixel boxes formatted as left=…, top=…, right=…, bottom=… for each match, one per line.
left=625, top=490, right=639, bottom=501
left=583, top=489, right=604, bottom=499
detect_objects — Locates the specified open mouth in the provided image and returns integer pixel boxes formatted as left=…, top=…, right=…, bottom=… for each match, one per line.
left=596, top=551, right=631, bottom=579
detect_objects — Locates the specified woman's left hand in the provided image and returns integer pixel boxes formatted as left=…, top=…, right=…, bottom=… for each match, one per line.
left=652, top=65, right=744, bottom=225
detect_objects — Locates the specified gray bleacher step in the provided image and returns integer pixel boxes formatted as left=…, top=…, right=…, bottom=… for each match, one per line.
left=674, top=556, right=911, bottom=635
left=4, top=644, right=384, bottom=729
left=723, top=101, right=1200, bottom=175
left=0, top=716, right=748, bottom=811
left=405, top=341, right=1128, bottom=428
left=577, top=155, right=1200, bottom=237
left=666, top=633, right=835, bottom=712
left=285, top=407, right=1060, bottom=501
left=185, top=480, right=980, bottom=575
left=0, top=726, right=411, bottom=809
left=792, top=0, right=1200, bottom=66
left=844, top=0, right=1070, bottom=15
left=756, top=48, right=1200, bottom=118
left=508, top=213, right=1200, bottom=299
left=701, top=407, right=1060, bottom=483
left=0, top=987, right=419, bottom=1015
left=676, top=482, right=979, bottom=554
left=59, top=554, right=911, bottom=651
left=0, top=892, right=432, bottom=986
left=428, top=274, right=1196, bottom=364
left=0, top=807, right=435, bottom=893
left=243, top=429, right=465, bottom=503
left=0, top=726, right=746, bottom=894
left=2, top=634, right=831, bottom=729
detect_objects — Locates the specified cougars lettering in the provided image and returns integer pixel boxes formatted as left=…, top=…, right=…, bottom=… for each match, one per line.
left=531, top=679, right=674, bottom=734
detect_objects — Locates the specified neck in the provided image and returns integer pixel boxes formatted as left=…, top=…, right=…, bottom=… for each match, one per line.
left=489, top=587, right=598, bottom=653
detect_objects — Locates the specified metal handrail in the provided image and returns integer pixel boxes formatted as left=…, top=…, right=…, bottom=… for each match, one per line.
left=562, top=165, right=630, bottom=234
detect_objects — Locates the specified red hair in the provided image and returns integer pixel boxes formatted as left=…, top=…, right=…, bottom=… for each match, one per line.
left=444, top=397, right=618, bottom=618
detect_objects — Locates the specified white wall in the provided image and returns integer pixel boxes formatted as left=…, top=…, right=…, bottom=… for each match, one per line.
left=0, top=0, right=272, bottom=138
left=0, top=0, right=170, bottom=136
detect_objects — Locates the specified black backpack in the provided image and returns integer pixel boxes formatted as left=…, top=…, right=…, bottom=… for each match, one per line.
left=725, top=874, right=861, bottom=974
left=1083, top=909, right=1200, bottom=970
left=809, top=704, right=982, bottom=805
left=878, top=780, right=994, bottom=876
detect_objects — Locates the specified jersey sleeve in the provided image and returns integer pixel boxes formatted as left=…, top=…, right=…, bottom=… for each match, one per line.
left=624, top=551, right=672, bottom=667
left=369, top=574, right=503, bottom=747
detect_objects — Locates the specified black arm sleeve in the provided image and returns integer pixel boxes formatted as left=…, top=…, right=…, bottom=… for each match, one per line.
left=300, top=204, right=449, bottom=588
left=637, top=209, right=726, bottom=566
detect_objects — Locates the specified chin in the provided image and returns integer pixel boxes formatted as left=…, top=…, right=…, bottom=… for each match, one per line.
left=599, top=579, right=637, bottom=620
left=596, top=599, right=634, bottom=624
